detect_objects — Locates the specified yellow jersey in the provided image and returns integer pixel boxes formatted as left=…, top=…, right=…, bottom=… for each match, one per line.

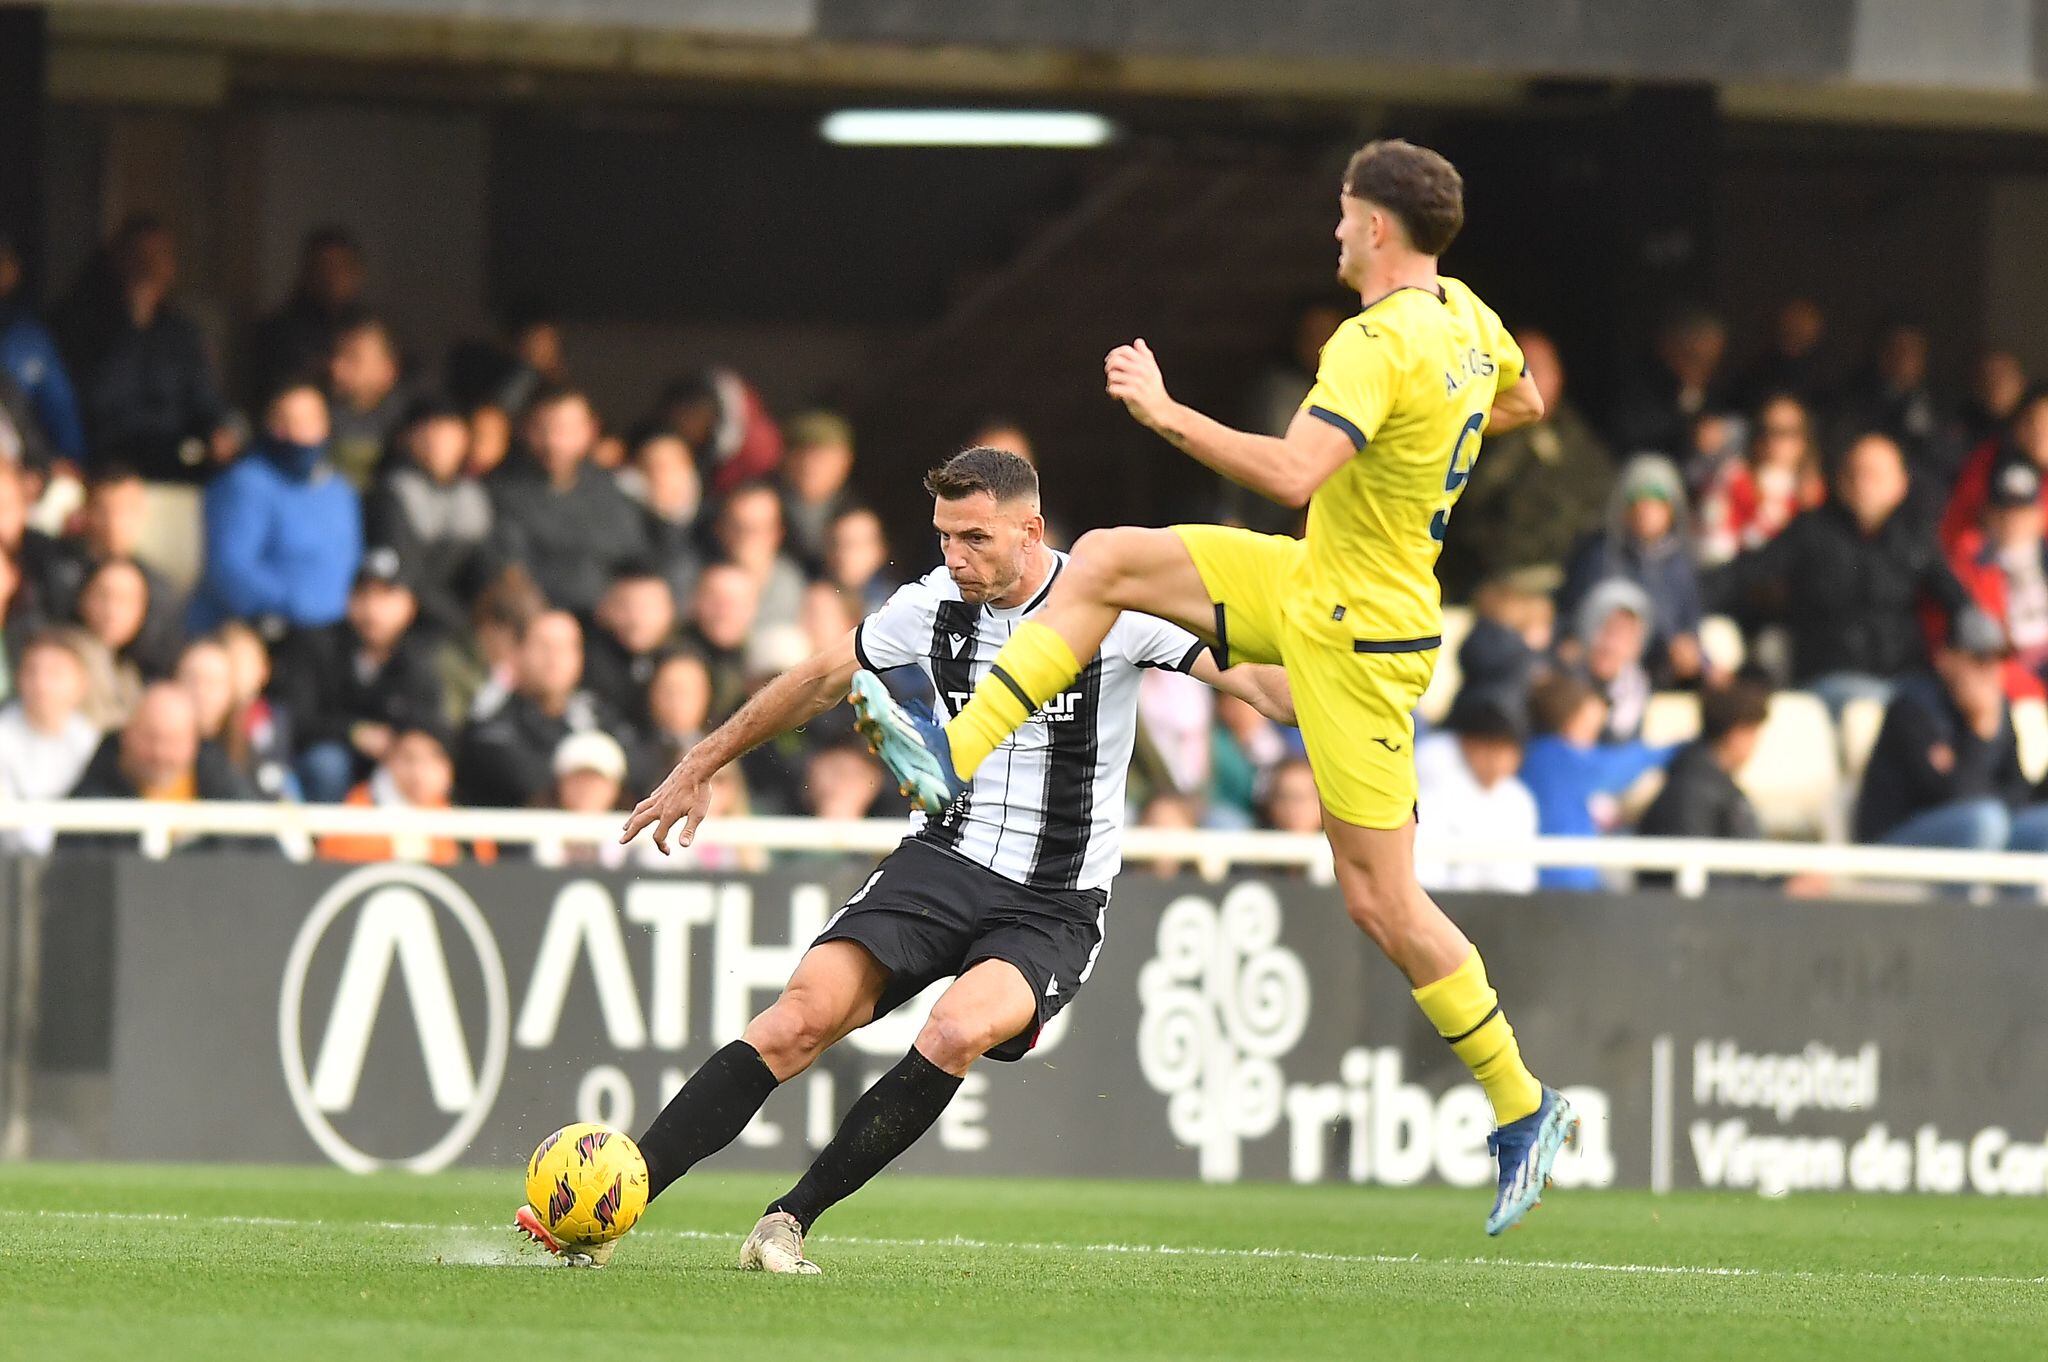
left=1297, top=276, right=1524, bottom=644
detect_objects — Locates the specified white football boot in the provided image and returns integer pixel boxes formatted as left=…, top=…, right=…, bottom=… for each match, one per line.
left=737, top=1211, right=822, bottom=1275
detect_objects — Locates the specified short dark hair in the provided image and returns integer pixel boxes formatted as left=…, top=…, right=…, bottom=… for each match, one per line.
left=523, top=382, right=590, bottom=418
left=1342, top=139, right=1464, bottom=256
left=1700, top=675, right=1772, bottom=744
left=88, top=461, right=145, bottom=492
left=923, top=446, right=1039, bottom=505
left=1527, top=673, right=1598, bottom=736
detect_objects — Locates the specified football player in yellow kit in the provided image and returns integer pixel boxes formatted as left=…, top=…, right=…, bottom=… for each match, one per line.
left=851, top=139, right=1575, bottom=1234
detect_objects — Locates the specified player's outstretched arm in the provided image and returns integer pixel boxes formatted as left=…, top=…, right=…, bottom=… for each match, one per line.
left=1486, top=372, right=1545, bottom=435
left=1106, top=339, right=1353, bottom=508
left=1189, top=654, right=1296, bottom=726
left=621, top=629, right=861, bottom=852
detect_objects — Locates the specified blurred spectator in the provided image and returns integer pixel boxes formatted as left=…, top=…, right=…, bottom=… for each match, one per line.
left=824, top=505, right=897, bottom=612
left=65, top=682, right=256, bottom=850
left=1636, top=674, right=1770, bottom=840
left=655, top=367, right=783, bottom=497
left=1695, top=394, right=1826, bottom=566
left=1457, top=572, right=1555, bottom=713
left=681, top=563, right=762, bottom=722
left=1137, top=666, right=1215, bottom=800
left=1713, top=432, right=1969, bottom=713
left=0, top=459, right=66, bottom=624
left=0, top=231, right=86, bottom=465
left=800, top=582, right=863, bottom=660
left=1415, top=692, right=1537, bottom=893
left=441, top=564, right=546, bottom=725
left=271, top=548, right=444, bottom=803
left=325, top=316, right=408, bottom=489
left=1570, top=578, right=1655, bottom=743
left=457, top=609, right=623, bottom=808
left=969, top=418, right=1035, bottom=466
left=711, top=481, right=806, bottom=634
left=1260, top=757, right=1324, bottom=834
left=0, top=368, right=54, bottom=477
left=583, top=564, right=679, bottom=728
left=780, top=411, right=858, bottom=573
left=1941, top=388, right=2048, bottom=553
left=640, top=648, right=711, bottom=775
left=45, top=465, right=182, bottom=659
left=532, top=729, right=633, bottom=869
left=473, top=300, right=568, bottom=422
left=212, top=620, right=295, bottom=798
left=1224, top=300, right=1344, bottom=532
left=1136, top=791, right=1203, bottom=875
left=1208, top=691, right=1288, bottom=826
left=1833, top=321, right=1958, bottom=488
left=620, top=429, right=703, bottom=611
left=0, top=630, right=103, bottom=852
left=1853, top=611, right=2048, bottom=851
left=1731, top=297, right=1829, bottom=412
left=490, top=385, right=647, bottom=614
left=364, top=397, right=495, bottom=639
left=1608, top=304, right=1728, bottom=459
left=177, top=634, right=288, bottom=800
left=1558, top=455, right=1703, bottom=686
left=316, top=725, right=493, bottom=865
left=247, top=227, right=366, bottom=404
left=1518, top=672, right=1671, bottom=890
left=77, top=557, right=164, bottom=716
left=1439, top=330, right=1612, bottom=600
left=801, top=740, right=886, bottom=820
left=1945, top=459, right=2048, bottom=700
left=1959, top=351, right=2028, bottom=452
left=190, top=378, right=362, bottom=633
left=55, top=215, right=238, bottom=481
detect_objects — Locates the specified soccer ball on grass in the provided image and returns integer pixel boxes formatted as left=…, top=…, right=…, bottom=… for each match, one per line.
left=524, top=1122, right=649, bottom=1247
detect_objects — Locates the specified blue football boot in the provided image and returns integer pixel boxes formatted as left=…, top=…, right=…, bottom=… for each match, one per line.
left=849, top=670, right=969, bottom=815
left=1484, top=1087, right=1578, bottom=1236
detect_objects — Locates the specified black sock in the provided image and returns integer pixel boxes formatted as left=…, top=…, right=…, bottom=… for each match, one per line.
left=769, top=1048, right=962, bottom=1233
left=637, top=1040, right=781, bottom=1200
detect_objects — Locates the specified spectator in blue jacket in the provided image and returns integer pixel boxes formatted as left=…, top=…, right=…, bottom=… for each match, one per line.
left=0, top=233, right=86, bottom=466
left=189, top=379, right=361, bottom=634
left=1518, top=671, right=1673, bottom=890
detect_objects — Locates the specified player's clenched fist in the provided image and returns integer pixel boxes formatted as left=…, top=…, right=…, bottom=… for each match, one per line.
left=1104, top=338, right=1174, bottom=430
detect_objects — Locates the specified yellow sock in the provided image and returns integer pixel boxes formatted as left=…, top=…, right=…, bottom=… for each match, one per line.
left=1411, top=948, right=1542, bottom=1126
left=943, top=620, right=1082, bottom=779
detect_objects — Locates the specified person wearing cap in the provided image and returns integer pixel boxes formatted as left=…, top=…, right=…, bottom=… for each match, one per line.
left=1569, top=577, right=1656, bottom=743
left=533, top=729, right=633, bottom=868
left=271, top=546, right=445, bottom=803
left=1415, top=689, right=1539, bottom=893
left=1712, top=431, right=1972, bottom=716
left=1946, top=456, right=2048, bottom=699
left=1941, top=388, right=2048, bottom=552
left=1853, top=607, right=2048, bottom=852
left=1558, top=453, right=1705, bottom=686
left=1636, top=674, right=1770, bottom=842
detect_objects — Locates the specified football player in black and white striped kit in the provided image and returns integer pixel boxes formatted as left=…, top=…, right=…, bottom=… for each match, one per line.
left=518, top=446, right=1292, bottom=1272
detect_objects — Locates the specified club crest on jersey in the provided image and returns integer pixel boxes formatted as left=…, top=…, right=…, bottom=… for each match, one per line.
left=575, top=1130, right=612, bottom=1163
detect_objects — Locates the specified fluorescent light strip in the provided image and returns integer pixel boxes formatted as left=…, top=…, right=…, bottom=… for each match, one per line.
left=820, top=109, right=1115, bottom=148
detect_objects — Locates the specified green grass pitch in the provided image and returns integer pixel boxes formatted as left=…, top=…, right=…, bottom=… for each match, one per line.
left=1, top=1163, right=2042, bottom=1361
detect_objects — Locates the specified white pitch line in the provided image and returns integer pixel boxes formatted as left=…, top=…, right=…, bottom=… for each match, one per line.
left=2, top=1207, right=2043, bottom=1289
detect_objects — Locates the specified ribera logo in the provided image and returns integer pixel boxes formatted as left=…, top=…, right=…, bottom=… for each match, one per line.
left=278, top=864, right=510, bottom=1174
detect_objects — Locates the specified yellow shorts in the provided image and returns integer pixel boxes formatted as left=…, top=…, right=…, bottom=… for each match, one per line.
left=1173, top=523, right=1438, bottom=830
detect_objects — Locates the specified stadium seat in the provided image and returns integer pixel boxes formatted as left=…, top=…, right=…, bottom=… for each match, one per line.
left=1837, top=697, right=1887, bottom=786
left=2015, top=697, right=2048, bottom=784
left=1698, top=614, right=1747, bottom=675
left=138, top=482, right=206, bottom=594
left=1735, top=690, right=1841, bottom=840
left=1417, top=605, right=1472, bottom=725
left=1640, top=691, right=1702, bottom=748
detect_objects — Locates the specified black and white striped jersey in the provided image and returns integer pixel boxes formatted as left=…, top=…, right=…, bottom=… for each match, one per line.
left=853, top=555, right=1206, bottom=892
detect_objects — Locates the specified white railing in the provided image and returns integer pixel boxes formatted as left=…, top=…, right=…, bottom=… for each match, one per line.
left=3, top=799, right=2047, bottom=900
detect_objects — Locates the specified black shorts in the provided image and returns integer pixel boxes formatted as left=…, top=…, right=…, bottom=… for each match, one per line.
left=814, top=838, right=1107, bottom=1062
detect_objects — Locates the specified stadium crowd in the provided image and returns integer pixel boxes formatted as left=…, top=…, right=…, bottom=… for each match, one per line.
left=3, top=216, right=2047, bottom=886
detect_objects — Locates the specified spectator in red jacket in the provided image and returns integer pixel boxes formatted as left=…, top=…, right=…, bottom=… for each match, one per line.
left=1942, top=388, right=2048, bottom=552
left=1947, top=458, right=2048, bottom=700
left=1695, top=393, right=1826, bottom=567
